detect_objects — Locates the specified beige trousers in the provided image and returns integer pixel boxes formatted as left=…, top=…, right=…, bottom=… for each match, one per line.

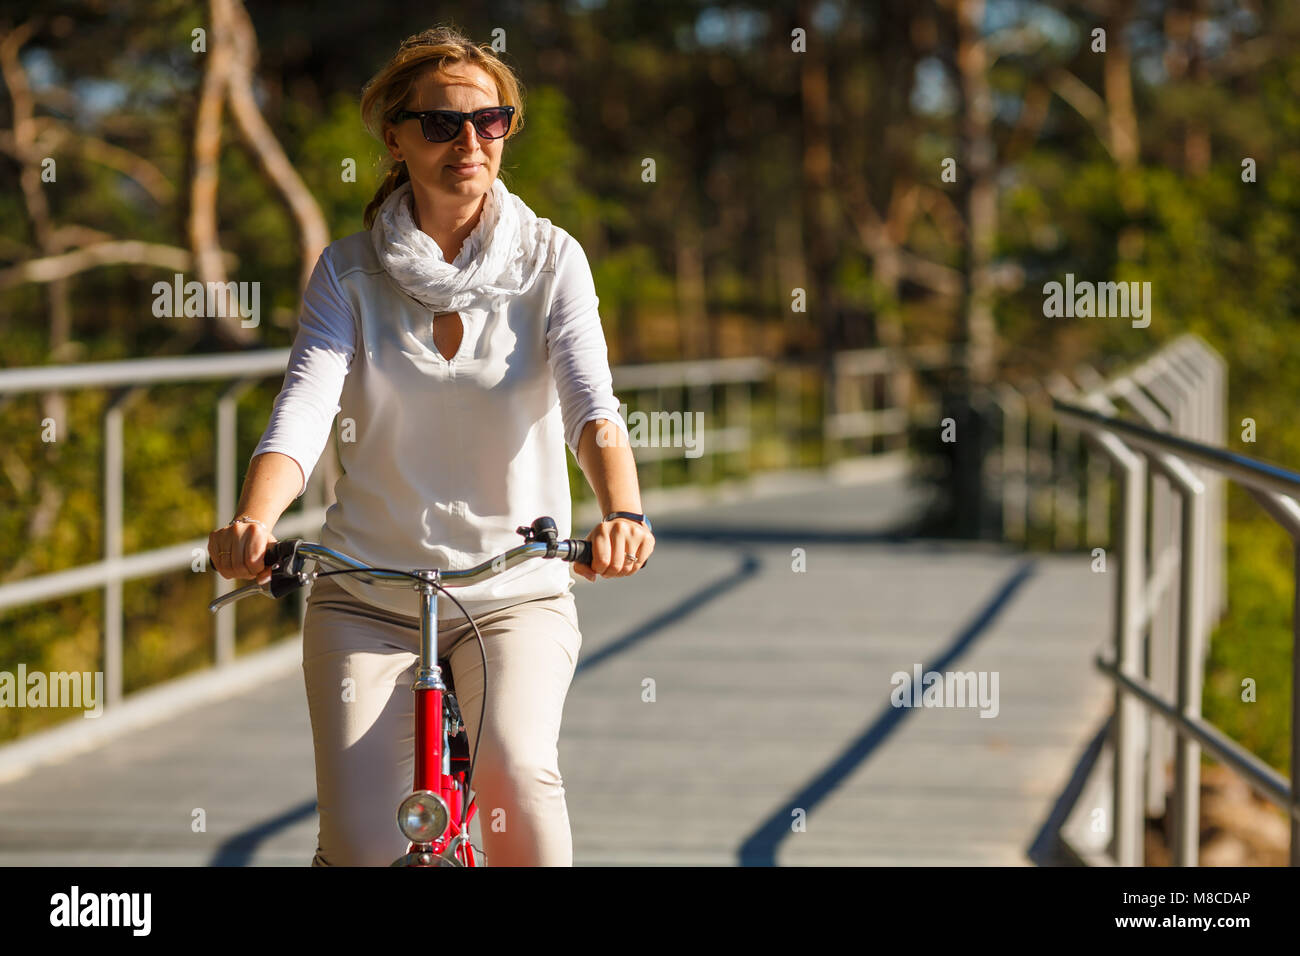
left=300, top=573, right=582, bottom=866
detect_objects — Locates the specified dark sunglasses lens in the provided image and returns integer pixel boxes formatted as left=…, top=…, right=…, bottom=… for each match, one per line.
left=424, top=112, right=462, bottom=142
left=474, top=109, right=511, bottom=138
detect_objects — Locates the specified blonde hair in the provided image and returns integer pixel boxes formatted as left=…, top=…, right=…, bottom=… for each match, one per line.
left=360, top=24, right=525, bottom=229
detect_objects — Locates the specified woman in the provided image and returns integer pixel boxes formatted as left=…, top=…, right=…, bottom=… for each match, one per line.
left=206, top=25, right=653, bottom=866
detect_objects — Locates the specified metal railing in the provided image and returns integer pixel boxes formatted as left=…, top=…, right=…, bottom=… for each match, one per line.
left=1053, top=334, right=1299, bottom=867
left=989, top=338, right=1229, bottom=841
left=0, top=343, right=957, bottom=733
left=600, top=344, right=962, bottom=489
left=0, top=350, right=332, bottom=710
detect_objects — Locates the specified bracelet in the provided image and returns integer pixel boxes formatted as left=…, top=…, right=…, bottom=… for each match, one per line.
left=229, top=515, right=270, bottom=534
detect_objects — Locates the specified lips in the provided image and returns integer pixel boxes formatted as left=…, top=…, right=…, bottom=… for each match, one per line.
left=448, top=162, right=482, bottom=171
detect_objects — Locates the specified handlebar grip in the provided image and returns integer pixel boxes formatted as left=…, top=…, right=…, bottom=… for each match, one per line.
left=263, top=538, right=301, bottom=570
left=568, top=538, right=592, bottom=566
left=565, top=538, right=649, bottom=569
left=264, top=538, right=305, bottom=599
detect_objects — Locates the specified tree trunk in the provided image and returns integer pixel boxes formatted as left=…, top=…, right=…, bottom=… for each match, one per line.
left=1105, top=0, right=1145, bottom=261
left=954, top=0, right=996, bottom=389
left=797, top=0, right=840, bottom=357
left=225, top=0, right=329, bottom=298
left=189, top=0, right=254, bottom=347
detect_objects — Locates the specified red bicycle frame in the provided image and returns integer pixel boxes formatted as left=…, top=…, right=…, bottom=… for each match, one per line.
left=414, top=683, right=477, bottom=863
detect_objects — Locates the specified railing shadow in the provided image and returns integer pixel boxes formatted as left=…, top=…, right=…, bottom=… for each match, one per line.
left=735, top=558, right=1038, bottom=866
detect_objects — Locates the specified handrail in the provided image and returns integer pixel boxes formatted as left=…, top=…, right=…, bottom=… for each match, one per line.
left=1052, top=346, right=1299, bottom=867
left=1054, top=399, right=1300, bottom=499
left=0, top=349, right=294, bottom=392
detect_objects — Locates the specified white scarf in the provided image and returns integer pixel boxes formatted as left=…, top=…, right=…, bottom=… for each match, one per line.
left=370, top=176, right=555, bottom=313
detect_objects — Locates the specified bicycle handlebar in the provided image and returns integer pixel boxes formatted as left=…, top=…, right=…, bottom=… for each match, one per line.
left=207, top=515, right=612, bottom=614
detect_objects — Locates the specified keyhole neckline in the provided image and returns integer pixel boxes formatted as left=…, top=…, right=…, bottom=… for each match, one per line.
left=430, top=310, right=465, bottom=363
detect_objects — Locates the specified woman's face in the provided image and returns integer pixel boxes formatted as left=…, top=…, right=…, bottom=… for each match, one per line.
left=384, top=63, right=506, bottom=207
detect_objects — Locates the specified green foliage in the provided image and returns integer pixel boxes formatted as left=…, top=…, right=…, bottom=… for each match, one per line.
left=1204, top=510, right=1294, bottom=772
left=290, top=91, right=389, bottom=239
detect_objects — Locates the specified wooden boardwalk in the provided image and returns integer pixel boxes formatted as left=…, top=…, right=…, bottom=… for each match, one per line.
left=0, top=470, right=1112, bottom=865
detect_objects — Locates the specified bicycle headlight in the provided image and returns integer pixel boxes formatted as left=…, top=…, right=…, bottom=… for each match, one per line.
left=397, top=790, right=450, bottom=844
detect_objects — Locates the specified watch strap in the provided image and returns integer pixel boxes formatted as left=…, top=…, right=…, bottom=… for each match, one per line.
left=605, top=511, right=652, bottom=533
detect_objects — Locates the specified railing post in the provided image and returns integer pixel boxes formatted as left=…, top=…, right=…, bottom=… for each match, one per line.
left=1161, top=350, right=1216, bottom=655
left=726, top=379, right=752, bottom=475
left=1071, top=365, right=1111, bottom=549
left=890, top=349, right=911, bottom=454
left=1172, top=476, right=1206, bottom=866
left=1114, top=446, right=1148, bottom=865
left=1116, top=381, right=1176, bottom=822
left=822, top=353, right=836, bottom=468
left=992, top=385, right=1027, bottom=544
left=1203, top=341, right=1228, bottom=622
left=886, top=351, right=904, bottom=455
left=864, top=357, right=877, bottom=456
left=1079, top=391, right=1148, bottom=866
left=103, top=392, right=126, bottom=710
left=691, top=382, right=711, bottom=487
left=1025, top=383, right=1056, bottom=541
left=1047, top=373, right=1081, bottom=549
left=215, top=379, right=254, bottom=666
left=1176, top=345, right=1214, bottom=629
left=1086, top=444, right=1110, bottom=549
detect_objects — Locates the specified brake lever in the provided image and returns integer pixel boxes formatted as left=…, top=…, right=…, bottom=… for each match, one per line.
left=207, top=548, right=310, bottom=613
left=208, top=580, right=271, bottom=613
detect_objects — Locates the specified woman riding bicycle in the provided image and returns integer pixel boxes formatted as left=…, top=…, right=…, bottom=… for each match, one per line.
left=205, top=24, right=653, bottom=866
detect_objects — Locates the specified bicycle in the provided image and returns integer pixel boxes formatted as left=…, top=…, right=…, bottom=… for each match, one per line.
left=208, top=515, right=595, bottom=867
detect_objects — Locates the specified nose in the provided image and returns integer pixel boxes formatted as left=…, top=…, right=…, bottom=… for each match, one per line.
left=455, top=119, right=479, bottom=149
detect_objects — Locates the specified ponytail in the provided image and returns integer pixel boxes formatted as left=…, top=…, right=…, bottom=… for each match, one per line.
left=363, top=161, right=410, bottom=230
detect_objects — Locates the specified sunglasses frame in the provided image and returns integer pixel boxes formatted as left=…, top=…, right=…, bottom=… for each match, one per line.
left=390, top=105, right=516, bottom=143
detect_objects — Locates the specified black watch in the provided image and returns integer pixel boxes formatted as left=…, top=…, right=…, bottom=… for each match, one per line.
left=605, top=511, right=652, bottom=534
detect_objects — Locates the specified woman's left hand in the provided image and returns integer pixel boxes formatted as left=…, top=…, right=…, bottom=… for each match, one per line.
left=575, top=517, right=654, bottom=581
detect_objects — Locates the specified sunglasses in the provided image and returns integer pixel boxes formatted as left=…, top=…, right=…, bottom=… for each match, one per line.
left=390, top=105, right=515, bottom=143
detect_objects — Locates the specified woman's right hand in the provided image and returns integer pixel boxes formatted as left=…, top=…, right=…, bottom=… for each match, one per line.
left=208, top=519, right=277, bottom=585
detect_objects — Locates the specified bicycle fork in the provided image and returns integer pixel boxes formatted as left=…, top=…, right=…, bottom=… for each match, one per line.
left=392, top=572, right=477, bottom=866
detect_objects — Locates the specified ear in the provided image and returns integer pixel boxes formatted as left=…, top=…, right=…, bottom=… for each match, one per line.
left=382, top=125, right=402, bottom=162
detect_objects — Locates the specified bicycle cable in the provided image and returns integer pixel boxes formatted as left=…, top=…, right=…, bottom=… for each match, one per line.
left=428, top=579, right=488, bottom=831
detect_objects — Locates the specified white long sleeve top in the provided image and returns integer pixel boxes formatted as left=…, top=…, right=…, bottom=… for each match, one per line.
left=250, top=216, right=627, bottom=620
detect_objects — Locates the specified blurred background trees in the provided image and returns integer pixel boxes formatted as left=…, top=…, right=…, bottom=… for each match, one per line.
left=1, top=0, right=1298, bottom=769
